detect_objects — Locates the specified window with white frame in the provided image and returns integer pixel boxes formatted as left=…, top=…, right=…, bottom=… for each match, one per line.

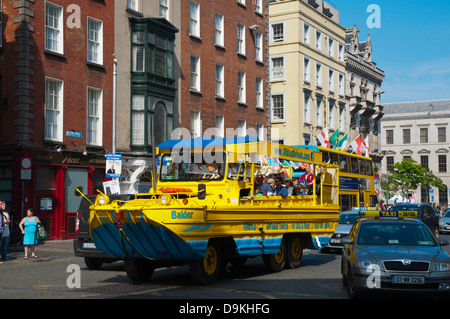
left=304, top=92, right=311, bottom=123
left=328, top=68, right=335, bottom=92
left=328, top=37, right=335, bottom=57
left=339, top=103, right=345, bottom=131
left=238, top=71, right=246, bottom=103
left=87, top=88, right=103, bottom=146
left=255, top=32, right=263, bottom=62
left=270, top=22, right=284, bottom=43
left=215, top=64, right=224, bottom=98
left=255, top=0, right=262, bottom=14
left=303, top=22, right=310, bottom=44
left=131, top=95, right=145, bottom=145
left=338, top=43, right=344, bottom=62
left=45, top=78, right=63, bottom=141
left=238, top=120, right=246, bottom=137
left=127, top=0, right=139, bottom=11
left=160, top=0, right=169, bottom=19
left=271, top=94, right=284, bottom=121
left=87, top=18, right=103, bottom=64
left=304, top=57, right=311, bottom=83
left=315, top=30, right=322, bottom=51
left=271, top=56, right=284, bottom=81
left=190, top=111, right=201, bottom=138
left=190, top=55, right=200, bottom=91
left=215, top=115, right=224, bottom=138
left=190, top=2, right=200, bottom=37
left=329, top=101, right=335, bottom=129
left=45, top=2, right=63, bottom=53
left=214, top=14, right=224, bottom=46
left=316, top=97, right=323, bottom=126
left=256, top=124, right=264, bottom=141
left=256, top=77, right=263, bottom=109
left=237, top=23, right=246, bottom=55
left=316, top=62, right=322, bottom=87
left=338, top=73, right=344, bottom=96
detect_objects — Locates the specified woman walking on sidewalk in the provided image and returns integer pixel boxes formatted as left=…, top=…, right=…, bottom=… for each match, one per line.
left=19, top=209, right=40, bottom=259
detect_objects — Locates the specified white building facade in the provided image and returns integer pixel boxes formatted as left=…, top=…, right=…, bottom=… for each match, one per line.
left=380, top=100, right=450, bottom=205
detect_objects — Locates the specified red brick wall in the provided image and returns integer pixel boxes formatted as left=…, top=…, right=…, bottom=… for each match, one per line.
left=179, top=0, right=268, bottom=137
left=0, top=0, right=114, bottom=151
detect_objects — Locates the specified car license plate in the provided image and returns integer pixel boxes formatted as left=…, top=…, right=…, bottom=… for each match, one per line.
left=330, top=239, right=341, bottom=243
left=82, top=242, right=96, bottom=249
left=392, top=276, right=424, bottom=284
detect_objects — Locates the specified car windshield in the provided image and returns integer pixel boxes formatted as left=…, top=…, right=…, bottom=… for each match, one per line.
left=390, top=205, right=419, bottom=213
left=444, top=210, right=450, bottom=218
left=160, top=152, right=226, bottom=181
left=338, top=213, right=360, bottom=225
left=357, top=222, right=437, bottom=246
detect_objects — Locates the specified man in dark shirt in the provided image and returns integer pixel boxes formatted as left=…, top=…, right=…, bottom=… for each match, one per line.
left=255, top=174, right=272, bottom=196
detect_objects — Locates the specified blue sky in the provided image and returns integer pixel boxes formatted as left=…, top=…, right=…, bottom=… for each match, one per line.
left=333, top=0, right=450, bottom=103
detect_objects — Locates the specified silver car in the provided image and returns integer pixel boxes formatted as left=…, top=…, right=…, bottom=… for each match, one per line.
left=322, top=211, right=361, bottom=252
left=341, top=217, right=450, bottom=298
left=439, top=209, right=450, bottom=234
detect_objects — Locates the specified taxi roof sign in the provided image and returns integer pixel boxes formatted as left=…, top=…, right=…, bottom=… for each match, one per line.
left=359, top=210, right=418, bottom=219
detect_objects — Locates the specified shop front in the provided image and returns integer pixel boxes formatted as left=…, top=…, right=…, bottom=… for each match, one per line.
left=0, top=148, right=106, bottom=241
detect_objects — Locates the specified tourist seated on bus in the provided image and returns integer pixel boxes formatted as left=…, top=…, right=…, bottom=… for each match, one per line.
left=284, top=178, right=298, bottom=195
left=298, top=182, right=309, bottom=195
left=273, top=176, right=288, bottom=196
left=255, top=174, right=273, bottom=196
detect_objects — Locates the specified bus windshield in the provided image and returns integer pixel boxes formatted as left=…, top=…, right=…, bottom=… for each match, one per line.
left=160, top=153, right=226, bottom=182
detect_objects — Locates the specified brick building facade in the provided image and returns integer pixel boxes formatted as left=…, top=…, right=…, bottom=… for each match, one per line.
left=179, top=0, right=268, bottom=139
left=0, top=0, right=114, bottom=239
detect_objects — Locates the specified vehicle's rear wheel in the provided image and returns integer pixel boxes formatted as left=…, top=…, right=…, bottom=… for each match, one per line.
left=263, top=238, right=286, bottom=272
left=286, top=236, right=303, bottom=269
left=124, top=257, right=155, bottom=282
left=190, top=241, right=222, bottom=285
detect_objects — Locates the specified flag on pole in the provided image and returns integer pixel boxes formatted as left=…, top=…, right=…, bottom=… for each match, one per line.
left=363, top=136, right=369, bottom=157
left=329, top=129, right=340, bottom=149
left=316, top=127, right=330, bottom=148
left=337, top=132, right=349, bottom=151
left=350, top=134, right=368, bottom=156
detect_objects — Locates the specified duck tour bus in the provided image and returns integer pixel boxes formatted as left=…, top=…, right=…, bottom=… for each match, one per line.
left=87, top=136, right=341, bottom=284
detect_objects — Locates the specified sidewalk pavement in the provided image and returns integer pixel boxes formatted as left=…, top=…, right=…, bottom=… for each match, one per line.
left=3, top=239, right=74, bottom=263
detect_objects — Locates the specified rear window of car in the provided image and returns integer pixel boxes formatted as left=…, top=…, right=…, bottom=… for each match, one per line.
left=357, top=222, right=436, bottom=246
left=338, top=213, right=360, bottom=225
left=390, top=205, right=420, bottom=212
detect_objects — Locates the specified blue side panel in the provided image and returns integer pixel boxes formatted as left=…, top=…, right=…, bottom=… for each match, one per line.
left=234, top=237, right=283, bottom=256
left=92, top=218, right=205, bottom=260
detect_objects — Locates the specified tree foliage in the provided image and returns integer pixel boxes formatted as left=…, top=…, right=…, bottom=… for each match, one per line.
left=384, top=158, right=445, bottom=202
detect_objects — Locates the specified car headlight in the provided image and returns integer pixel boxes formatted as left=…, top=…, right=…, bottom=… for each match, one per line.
left=439, top=221, right=446, bottom=227
left=433, top=263, right=450, bottom=272
left=358, top=260, right=379, bottom=269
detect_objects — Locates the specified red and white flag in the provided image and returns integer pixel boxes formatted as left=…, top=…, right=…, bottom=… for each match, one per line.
left=350, top=134, right=369, bottom=156
left=316, top=127, right=330, bottom=148
left=363, top=136, right=369, bottom=157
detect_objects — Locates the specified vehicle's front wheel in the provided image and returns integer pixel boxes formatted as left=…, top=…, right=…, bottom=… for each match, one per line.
left=189, top=241, right=222, bottom=285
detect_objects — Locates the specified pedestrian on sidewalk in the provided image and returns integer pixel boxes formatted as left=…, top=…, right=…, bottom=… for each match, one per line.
left=0, top=201, right=10, bottom=261
left=19, top=208, right=40, bottom=259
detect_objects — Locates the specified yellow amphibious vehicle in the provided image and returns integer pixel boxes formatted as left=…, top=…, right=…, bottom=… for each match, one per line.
left=89, top=136, right=340, bottom=284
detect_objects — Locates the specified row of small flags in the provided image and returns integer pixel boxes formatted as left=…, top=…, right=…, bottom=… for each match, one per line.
left=316, top=127, right=369, bottom=157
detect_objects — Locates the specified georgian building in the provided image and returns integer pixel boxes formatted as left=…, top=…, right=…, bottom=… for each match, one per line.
left=0, top=0, right=114, bottom=239
left=116, top=0, right=269, bottom=194
left=269, top=0, right=347, bottom=145
left=380, top=100, right=450, bottom=205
